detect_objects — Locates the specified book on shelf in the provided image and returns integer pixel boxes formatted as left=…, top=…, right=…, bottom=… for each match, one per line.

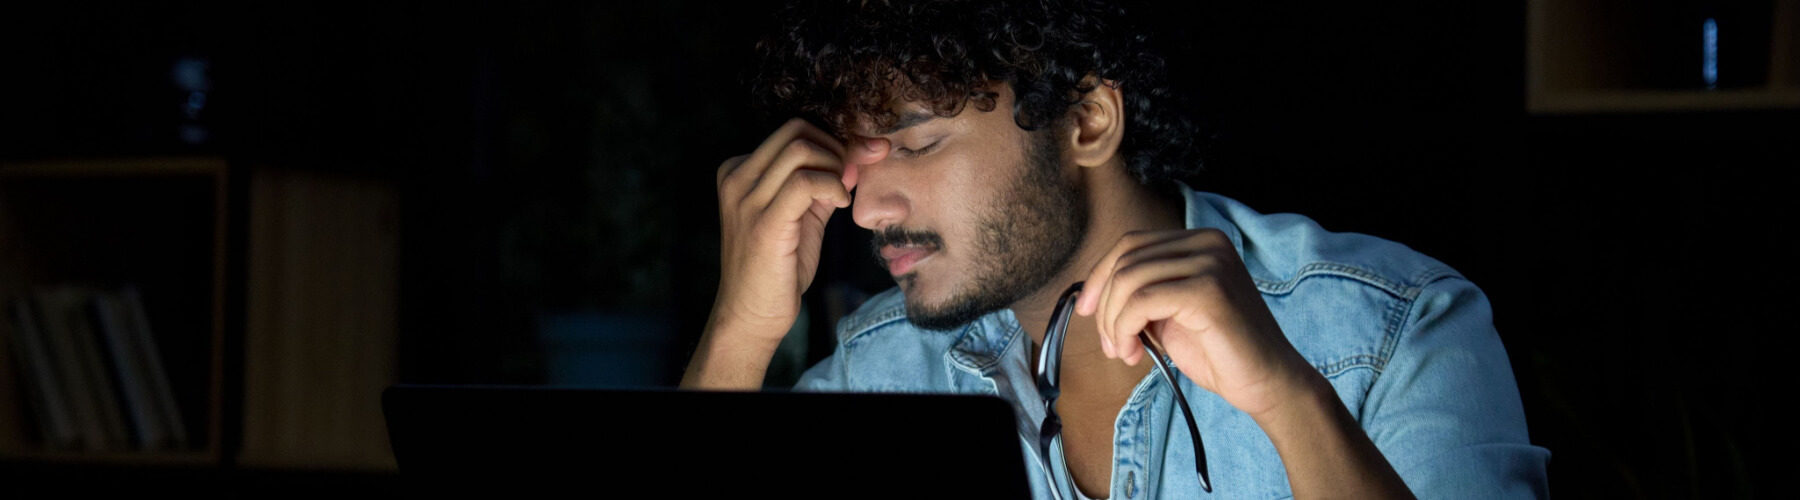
left=117, top=285, right=189, bottom=449
left=60, top=288, right=132, bottom=450
left=91, top=287, right=188, bottom=450
left=6, top=299, right=79, bottom=450
left=29, top=287, right=117, bottom=451
left=2, top=286, right=189, bottom=453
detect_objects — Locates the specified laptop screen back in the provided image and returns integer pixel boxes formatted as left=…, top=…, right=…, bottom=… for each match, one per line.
left=382, top=385, right=1031, bottom=498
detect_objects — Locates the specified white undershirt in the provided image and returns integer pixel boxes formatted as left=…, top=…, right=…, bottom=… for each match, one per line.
left=1049, top=434, right=1105, bottom=500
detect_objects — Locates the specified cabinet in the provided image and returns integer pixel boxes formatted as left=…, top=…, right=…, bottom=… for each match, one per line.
left=0, top=157, right=398, bottom=472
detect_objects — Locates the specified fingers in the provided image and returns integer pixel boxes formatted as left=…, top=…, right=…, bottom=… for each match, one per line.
left=1079, top=231, right=1190, bottom=316
left=747, top=118, right=847, bottom=172
left=745, top=137, right=846, bottom=209
left=1081, top=232, right=1192, bottom=355
left=844, top=136, right=889, bottom=165
left=1079, top=230, right=1235, bottom=364
left=717, top=154, right=749, bottom=192
left=766, top=169, right=853, bottom=226
left=838, top=136, right=888, bottom=192
left=725, top=119, right=847, bottom=202
left=1113, top=279, right=1225, bottom=366
left=1100, top=256, right=1217, bottom=362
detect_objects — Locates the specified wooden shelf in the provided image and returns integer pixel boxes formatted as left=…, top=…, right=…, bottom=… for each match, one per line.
left=2, top=449, right=218, bottom=466
left=1529, top=88, right=1800, bottom=114
left=0, top=157, right=228, bottom=466
left=2, top=157, right=398, bottom=472
left=1529, top=0, right=1800, bottom=114
left=0, top=157, right=228, bottom=178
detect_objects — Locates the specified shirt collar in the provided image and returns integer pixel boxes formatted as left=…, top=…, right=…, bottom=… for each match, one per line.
left=1176, top=180, right=1245, bottom=258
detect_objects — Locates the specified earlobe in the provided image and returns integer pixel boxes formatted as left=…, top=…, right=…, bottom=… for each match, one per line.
left=1068, top=77, right=1125, bottom=169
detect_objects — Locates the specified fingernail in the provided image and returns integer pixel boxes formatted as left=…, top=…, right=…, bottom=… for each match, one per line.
left=1101, top=334, right=1114, bottom=358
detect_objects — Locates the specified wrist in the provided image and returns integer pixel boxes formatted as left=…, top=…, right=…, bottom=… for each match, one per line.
left=679, top=306, right=792, bottom=391
left=681, top=320, right=785, bottom=390
left=1247, top=367, right=1336, bottom=433
left=1243, top=362, right=1415, bottom=499
left=704, top=313, right=789, bottom=353
left=707, top=301, right=796, bottom=347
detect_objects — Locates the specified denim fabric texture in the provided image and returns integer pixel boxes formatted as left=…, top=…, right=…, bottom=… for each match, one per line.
left=794, top=183, right=1551, bottom=499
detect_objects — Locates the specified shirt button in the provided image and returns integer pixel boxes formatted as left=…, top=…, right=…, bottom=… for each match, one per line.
left=1126, top=471, right=1136, bottom=499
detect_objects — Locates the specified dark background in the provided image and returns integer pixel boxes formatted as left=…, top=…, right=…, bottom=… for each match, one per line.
left=1, top=0, right=1791, bottom=497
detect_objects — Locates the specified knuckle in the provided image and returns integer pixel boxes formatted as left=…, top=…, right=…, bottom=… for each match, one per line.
left=717, top=155, right=748, bottom=182
left=783, top=138, right=814, bottom=158
left=1193, top=227, right=1228, bottom=245
left=1114, top=259, right=1147, bottom=281
left=784, top=172, right=814, bottom=193
left=1191, top=271, right=1220, bottom=289
left=784, top=117, right=810, bottom=129
left=718, top=154, right=745, bottom=171
left=1118, top=246, right=1156, bottom=265
left=789, top=168, right=822, bottom=185
left=1110, top=251, right=1136, bottom=274
left=1187, top=248, right=1218, bottom=265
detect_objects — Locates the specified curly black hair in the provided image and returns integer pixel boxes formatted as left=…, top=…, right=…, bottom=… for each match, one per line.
left=749, top=0, right=1204, bottom=186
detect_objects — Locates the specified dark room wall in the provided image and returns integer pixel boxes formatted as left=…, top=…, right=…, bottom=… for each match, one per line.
left=2, top=1, right=1791, bottom=497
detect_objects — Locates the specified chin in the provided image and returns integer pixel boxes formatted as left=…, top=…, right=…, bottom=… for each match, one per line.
left=897, top=269, right=950, bottom=305
left=897, top=271, right=990, bottom=331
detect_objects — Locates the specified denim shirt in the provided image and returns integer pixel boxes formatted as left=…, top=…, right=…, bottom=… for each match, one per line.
left=794, top=183, right=1551, bottom=499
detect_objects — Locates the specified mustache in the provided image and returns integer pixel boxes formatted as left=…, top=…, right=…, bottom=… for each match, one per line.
left=869, top=226, right=945, bottom=262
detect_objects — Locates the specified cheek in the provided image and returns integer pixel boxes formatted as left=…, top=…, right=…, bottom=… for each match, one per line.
left=920, top=167, right=996, bottom=247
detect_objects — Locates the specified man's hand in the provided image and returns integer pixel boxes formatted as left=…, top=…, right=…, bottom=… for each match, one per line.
left=684, top=118, right=887, bottom=389
left=1076, top=228, right=1315, bottom=419
left=712, top=118, right=888, bottom=340
left=1077, top=228, right=1415, bottom=499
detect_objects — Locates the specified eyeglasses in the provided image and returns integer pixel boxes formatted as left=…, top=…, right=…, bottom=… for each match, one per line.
left=1034, top=282, right=1212, bottom=498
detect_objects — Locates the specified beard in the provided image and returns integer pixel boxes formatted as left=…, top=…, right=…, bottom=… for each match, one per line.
left=870, top=128, right=1088, bottom=331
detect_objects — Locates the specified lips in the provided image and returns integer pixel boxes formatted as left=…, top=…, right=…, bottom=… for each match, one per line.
left=880, top=245, right=935, bottom=276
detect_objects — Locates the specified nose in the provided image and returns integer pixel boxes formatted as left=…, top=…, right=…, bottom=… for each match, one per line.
left=850, top=157, right=910, bottom=231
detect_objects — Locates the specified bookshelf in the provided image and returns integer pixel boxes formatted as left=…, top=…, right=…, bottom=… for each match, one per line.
left=0, top=157, right=228, bottom=465
left=1528, top=0, right=1800, bottom=113
left=0, top=157, right=400, bottom=473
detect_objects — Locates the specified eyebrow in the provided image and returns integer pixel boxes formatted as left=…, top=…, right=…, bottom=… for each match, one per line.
left=872, top=112, right=939, bottom=136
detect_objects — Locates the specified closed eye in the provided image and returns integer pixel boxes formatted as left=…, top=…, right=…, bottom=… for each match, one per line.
left=893, top=140, right=943, bottom=159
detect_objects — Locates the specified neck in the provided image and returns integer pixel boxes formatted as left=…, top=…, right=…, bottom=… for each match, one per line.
left=1013, top=164, right=1183, bottom=381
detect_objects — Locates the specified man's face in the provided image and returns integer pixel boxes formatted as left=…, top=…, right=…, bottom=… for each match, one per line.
left=853, top=86, right=1089, bottom=330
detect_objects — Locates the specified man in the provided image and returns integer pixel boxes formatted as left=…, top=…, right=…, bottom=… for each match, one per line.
left=681, top=1, right=1549, bottom=498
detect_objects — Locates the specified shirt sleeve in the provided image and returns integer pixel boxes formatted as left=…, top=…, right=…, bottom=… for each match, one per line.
left=1362, top=276, right=1551, bottom=498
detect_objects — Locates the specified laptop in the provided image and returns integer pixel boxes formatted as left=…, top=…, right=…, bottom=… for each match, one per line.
left=382, top=385, right=1032, bottom=498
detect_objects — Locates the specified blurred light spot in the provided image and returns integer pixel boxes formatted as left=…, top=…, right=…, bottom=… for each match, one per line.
left=180, top=124, right=209, bottom=144
left=173, top=56, right=211, bottom=91
left=185, top=91, right=206, bottom=118
left=1703, top=18, right=1718, bottom=89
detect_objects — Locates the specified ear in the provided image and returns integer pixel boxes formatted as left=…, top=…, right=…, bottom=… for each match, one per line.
left=1065, top=76, right=1126, bottom=169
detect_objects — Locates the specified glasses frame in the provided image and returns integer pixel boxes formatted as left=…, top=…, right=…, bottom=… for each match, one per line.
left=1034, top=282, right=1213, bottom=496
